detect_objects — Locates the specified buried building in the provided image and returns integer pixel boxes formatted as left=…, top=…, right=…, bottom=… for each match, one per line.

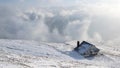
left=74, top=41, right=100, bottom=57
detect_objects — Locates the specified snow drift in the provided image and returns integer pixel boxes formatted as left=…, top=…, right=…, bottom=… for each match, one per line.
left=0, top=39, right=120, bottom=68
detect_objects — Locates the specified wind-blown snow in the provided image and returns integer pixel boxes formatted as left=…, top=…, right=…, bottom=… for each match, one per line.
left=0, top=39, right=120, bottom=68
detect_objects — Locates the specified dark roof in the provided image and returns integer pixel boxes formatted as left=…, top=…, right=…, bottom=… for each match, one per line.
left=80, top=41, right=94, bottom=47
left=75, top=41, right=95, bottom=51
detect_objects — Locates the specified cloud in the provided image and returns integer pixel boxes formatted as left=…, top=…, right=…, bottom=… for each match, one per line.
left=1, top=0, right=120, bottom=43
left=0, top=6, right=92, bottom=42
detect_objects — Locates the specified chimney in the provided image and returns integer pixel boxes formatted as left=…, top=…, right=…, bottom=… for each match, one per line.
left=77, top=41, right=80, bottom=48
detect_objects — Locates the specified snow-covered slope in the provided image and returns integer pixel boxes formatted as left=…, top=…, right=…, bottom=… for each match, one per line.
left=0, top=39, right=120, bottom=68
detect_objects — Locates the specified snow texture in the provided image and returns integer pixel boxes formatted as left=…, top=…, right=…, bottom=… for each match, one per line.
left=0, top=39, right=120, bottom=68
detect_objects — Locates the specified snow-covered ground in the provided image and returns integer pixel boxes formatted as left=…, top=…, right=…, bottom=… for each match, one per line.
left=0, top=39, right=120, bottom=68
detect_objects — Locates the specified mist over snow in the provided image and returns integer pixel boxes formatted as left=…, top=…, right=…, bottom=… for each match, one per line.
left=0, top=0, right=120, bottom=43
left=1, top=1, right=120, bottom=68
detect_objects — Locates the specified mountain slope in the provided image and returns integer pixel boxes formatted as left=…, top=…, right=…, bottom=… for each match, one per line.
left=0, top=39, right=120, bottom=68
